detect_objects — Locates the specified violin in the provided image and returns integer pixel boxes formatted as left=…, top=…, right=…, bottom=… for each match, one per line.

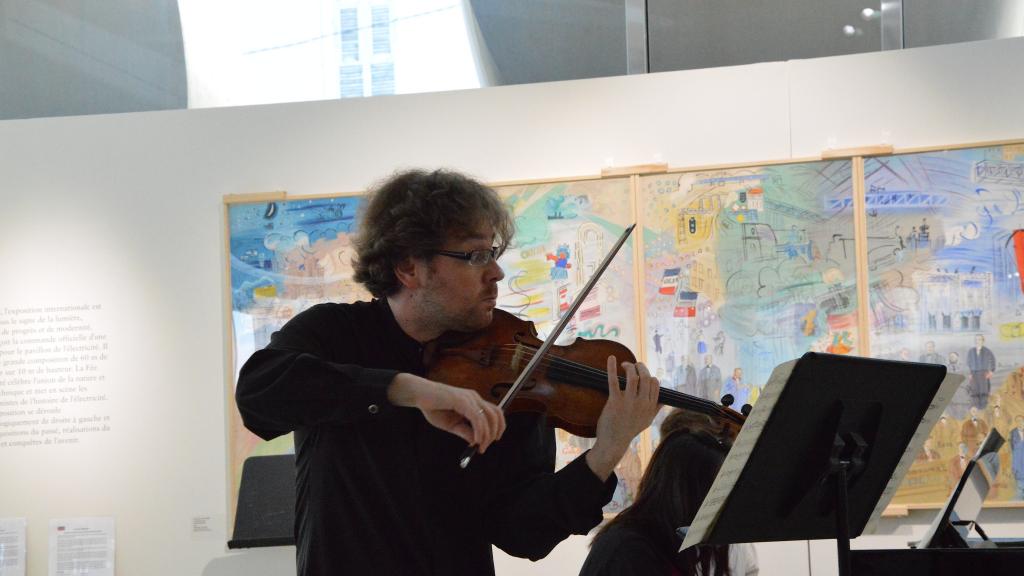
left=425, top=308, right=747, bottom=441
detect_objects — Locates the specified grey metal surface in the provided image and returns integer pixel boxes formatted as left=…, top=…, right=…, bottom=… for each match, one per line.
left=469, top=0, right=628, bottom=84
left=625, top=0, right=648, bottom=74
left=0, top=0, right=187, bottom=120
left=645, top=0, right=882, bottom=72
left=904, top=0, right=1024, bottom=48
left=880, top=1, right=905, bottom=51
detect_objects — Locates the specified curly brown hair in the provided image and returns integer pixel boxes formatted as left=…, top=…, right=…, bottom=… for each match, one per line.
left=352, top=169, right=515, bottom=297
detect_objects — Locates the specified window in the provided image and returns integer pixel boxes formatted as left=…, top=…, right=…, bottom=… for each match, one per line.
left=340, top=8, right=360, bottom=64
left=371, top=62, right=394, bottom=95
left=340, top=64, right=363, bottom=98
left=372, top=6, right=391, bottom=55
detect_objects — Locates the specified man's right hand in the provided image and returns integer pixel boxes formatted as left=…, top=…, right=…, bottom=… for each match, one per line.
left=387, top=373, right=506, bottom=453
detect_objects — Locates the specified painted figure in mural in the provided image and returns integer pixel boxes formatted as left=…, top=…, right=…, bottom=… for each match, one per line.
left=945, top=351, right=971, bottom=419
left=1011, top=415, right=1024, bottom=499
left=235, top=169, right=659, bottom=576
left=721, top=367, right=749, bottom=409
left=664, top=352, right=676, bottom=376
left=988, top=397, right=1010, bottom=436
left=673, top=355, right=698, bottom=397
left=1007, top=366, right=1024, bottom=401
left=653, top=329, right=663, bottom=355
left=961, top=406, right=990, bottom=457
left=579, top=410, right=758, bottom=576
left=919, top=217, right=930, bottom=245
left=546, top=244, right=572, bottom=280
left=919, top=340, right=942, bottom=364
left=1003, top=364, right=1024, bottom=401
left=932, top=413, right=958, bottom=452
left=948, top=442, right=970, bottom=489
left=713, top=330, right=726, bottom=356
left=987, top=398, right=1012, bottom=492
left=916, top=437, right=941, bottom=462
left=966, top=334, right=997, bottom=410
left=697, top=355, right=722, bottom=401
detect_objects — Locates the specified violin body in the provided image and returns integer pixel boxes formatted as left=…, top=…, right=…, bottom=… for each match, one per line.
left=426, top=309, right=745, bottom=439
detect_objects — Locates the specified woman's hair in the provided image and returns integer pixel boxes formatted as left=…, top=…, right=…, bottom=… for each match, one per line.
left=352, top=168, right=515, bottom=297
left=593, top=410, right=734, bottom=576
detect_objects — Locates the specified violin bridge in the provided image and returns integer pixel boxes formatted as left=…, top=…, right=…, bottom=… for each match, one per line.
left=510, top=344, right=525, bottom=371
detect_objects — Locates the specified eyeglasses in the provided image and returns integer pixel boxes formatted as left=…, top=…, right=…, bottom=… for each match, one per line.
left=433, top=246, right=501, bottom=267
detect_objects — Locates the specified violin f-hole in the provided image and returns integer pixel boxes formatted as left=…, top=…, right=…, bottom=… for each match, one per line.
left=491, top=380, right=536, bottom=400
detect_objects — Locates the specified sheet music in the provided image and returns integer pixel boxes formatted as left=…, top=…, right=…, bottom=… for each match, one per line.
left=864, top=371, right=964, bottom=533
left=681, top=359, right=798, bottom=551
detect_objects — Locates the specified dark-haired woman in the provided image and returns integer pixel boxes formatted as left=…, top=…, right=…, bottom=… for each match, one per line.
left=580, top=410, right=758, bottom=576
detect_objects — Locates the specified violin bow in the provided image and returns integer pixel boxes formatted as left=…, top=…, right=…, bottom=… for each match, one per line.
left=459, top=223, right=637, bottom=468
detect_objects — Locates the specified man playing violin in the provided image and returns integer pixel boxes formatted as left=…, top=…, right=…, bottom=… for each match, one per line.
left=235, top=168, right=660, bottom=576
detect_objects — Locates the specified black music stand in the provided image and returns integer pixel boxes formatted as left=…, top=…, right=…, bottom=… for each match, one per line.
left=227, top=454, right=296, bottom=548
left=917, top=428, right=1005, bottom=549
left=680, top=352, right=950, bottom=576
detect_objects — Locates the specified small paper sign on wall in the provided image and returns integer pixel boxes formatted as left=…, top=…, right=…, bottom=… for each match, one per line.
left=0, top=518, right=27, bottom=576
left=48, top=518, right=114, bottom=576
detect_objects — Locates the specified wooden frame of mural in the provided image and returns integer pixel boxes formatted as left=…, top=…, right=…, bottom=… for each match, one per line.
left=222, top=138, right=1024, bottom=533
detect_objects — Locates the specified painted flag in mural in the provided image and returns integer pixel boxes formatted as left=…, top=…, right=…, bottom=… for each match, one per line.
left=557, top=283, right=572, bottom=316
left=580, top=290, right=601, bottom=321
left=1014, top=229, right=1024, bottom=295
left=660, top=267, right=681, bottom=295
left=674, top=290, right=698, bottom=318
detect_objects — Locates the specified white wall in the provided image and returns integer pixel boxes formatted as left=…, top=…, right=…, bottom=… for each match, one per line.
left=1, top=36, right=1023, bottom=576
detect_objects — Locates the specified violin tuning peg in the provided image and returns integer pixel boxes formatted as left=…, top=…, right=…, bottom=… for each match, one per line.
left=720, top=394, right=734, bottom=408
left=741, top=404, right=753, bottom=417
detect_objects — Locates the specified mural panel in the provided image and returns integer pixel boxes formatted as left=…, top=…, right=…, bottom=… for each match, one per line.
left=639, top=161, right=859, bottom=444
left=864, top=145, right=1024, bottom=505
left=493, top=177, right=641, bottom=512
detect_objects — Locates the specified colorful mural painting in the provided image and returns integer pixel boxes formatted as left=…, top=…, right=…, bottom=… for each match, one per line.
left=638, top=160, right=859, bottom=445
left=863, top=144, right=1024, bottom=505
left=224, top=141, right=1024, bottom=519
left=226, top=195, right=368, bottom=522
left=493, top=177, right=641, bottom=512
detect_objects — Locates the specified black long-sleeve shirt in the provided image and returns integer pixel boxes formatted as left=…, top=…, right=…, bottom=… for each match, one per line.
left=578, top=524, right=672, bottom=576
left=236, top=299, right=616, bottom=576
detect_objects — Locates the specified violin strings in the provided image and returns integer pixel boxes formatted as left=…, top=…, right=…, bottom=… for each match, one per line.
left=461, top=344, right=740, bottom=422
